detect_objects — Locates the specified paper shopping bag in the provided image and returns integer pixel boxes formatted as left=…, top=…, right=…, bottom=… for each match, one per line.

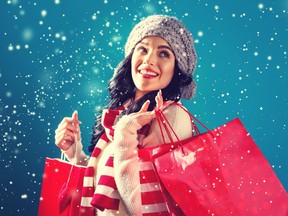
left=153, top=118, right=288, bottom=216
left=38, top=157, right=86, bottom=216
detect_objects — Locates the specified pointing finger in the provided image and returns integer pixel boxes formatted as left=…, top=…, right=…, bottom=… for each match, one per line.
left=71, top=110, right=82, bottom=125
left=139, top=100, right=150, bottom=113
left=72, top=110, right=78, bottom=120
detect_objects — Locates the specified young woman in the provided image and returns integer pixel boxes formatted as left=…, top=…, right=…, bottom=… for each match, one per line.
left=55, top=14, right=197, bottom=215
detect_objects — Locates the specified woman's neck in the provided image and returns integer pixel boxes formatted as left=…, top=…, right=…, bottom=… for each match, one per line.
left=134, top=90, right=149, bottom=101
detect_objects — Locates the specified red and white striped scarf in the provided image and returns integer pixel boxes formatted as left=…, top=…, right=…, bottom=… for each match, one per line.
left=78, top=107, right=171, bottom=215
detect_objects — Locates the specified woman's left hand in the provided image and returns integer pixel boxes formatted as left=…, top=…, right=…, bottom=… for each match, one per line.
left=128, top=89, right=174, bottom=127
left=116, top=90, right=174, bottom=133
left=125, top=100, right=155, bottom=128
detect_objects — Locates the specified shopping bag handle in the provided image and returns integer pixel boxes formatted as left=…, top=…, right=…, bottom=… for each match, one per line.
left=59, top=133, right=82, bottom=183
left=155, top=102, right=210, bottom=145
left=58, top=132, right=80, bottom=213
left=172, top=102, right=210, bottom=132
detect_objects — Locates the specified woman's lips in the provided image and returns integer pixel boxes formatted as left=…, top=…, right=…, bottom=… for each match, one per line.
left=138, top=69, right=159, bottom=79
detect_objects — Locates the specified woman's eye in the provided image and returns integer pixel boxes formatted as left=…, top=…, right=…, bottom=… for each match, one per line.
left=159, top=51, right=170, bottom=58
left=137, top=47, right=147, bottom=54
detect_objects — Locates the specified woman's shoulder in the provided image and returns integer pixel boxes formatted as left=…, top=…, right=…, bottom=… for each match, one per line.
left=161, top=102, right=191, bottom=119
left=153, top=101, right=192, bottom=130
left=144, top=102, right=193, bottom=146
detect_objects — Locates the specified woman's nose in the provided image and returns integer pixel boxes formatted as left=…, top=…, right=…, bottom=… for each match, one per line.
left=143, top=52, right=156, bottom=65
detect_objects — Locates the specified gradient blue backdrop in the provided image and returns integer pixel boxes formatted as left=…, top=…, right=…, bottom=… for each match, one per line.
left=0, top=0, right=287, bottom=215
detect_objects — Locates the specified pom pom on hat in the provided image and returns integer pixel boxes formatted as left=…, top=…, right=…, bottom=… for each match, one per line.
left=124, top=15, right=197, bottom=99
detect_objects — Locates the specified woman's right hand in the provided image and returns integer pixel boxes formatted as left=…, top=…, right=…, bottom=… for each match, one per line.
left=55, top=110, right=82, bottom=151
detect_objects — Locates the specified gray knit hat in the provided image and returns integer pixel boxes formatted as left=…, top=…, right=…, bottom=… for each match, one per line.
left=125, top=14, right=197, bottom=99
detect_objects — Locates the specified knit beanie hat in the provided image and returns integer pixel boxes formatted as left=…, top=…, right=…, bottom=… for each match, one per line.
left=125, top=14, right=197, bottom=99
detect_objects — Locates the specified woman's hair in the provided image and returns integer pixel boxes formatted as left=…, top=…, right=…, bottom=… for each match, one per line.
left=88, top=51, right=193, bottom=152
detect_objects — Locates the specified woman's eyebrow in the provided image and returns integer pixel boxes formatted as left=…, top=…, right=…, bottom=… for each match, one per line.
left=157, top=45, right=173, bottom=52
left=139, top=42, right=173, bottom=52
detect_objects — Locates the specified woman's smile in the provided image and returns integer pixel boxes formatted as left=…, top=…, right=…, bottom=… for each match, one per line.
left=138, top=67, right=159, bottom=79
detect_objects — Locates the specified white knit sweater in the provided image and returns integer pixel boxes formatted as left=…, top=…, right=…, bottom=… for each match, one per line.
left=63, top=103, right=192, bottom=215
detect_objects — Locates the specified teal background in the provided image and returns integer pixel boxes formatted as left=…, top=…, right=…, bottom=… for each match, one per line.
left=0, top=0, right=287, bottom=215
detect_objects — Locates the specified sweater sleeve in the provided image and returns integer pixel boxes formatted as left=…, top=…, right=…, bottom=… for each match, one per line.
left=113, top=115, right=143, bottom=216
left=113, top=103, right=192, bottom=215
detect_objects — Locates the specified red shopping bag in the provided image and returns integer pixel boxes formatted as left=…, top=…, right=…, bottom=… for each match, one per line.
left=137, top=104, right=206, bottom=215
left=38, top=157, right=86, bottom=216
left=151, top=109, right=288, bottom=215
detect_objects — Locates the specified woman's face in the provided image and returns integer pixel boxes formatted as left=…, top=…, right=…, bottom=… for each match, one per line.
left=131, top=36, right=175, bottom=100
